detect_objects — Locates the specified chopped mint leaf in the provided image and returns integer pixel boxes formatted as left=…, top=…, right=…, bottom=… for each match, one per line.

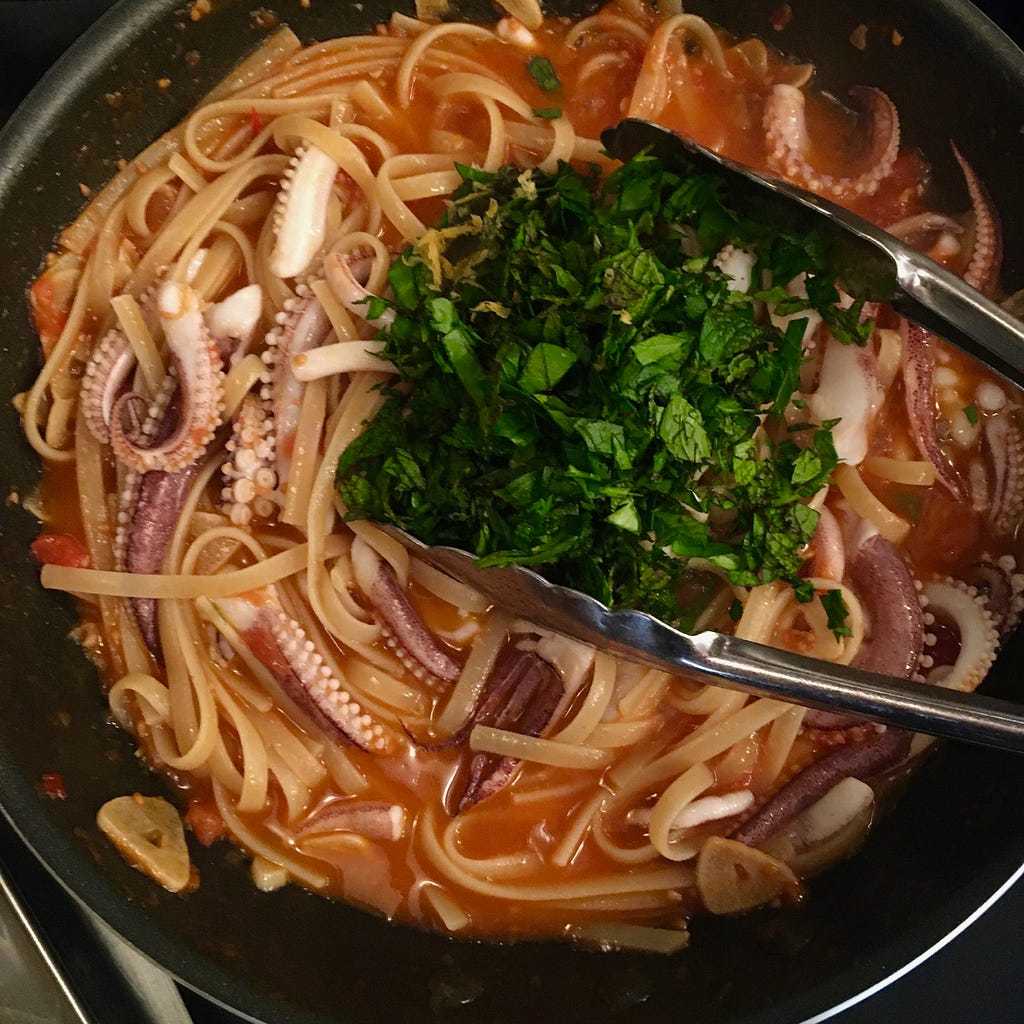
left=820, top=588, right=853, bottom=640
left=337, top=156, right=852, bottom=623
left=526, top=55, right=560, bottom=92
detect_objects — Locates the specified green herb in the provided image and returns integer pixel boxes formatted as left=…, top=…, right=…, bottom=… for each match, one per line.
left=820, top=588, right=853, bottom=640
left=337, top=156, right=860, bottom=626
left=963, top=402, right=979, bottom=425
left=532, top=106, right=563, bottom=120
left=526, top=55, right=561, bottom=92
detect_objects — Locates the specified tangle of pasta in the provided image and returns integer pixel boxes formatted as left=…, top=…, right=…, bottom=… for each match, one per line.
left=22, top=0, right=1021, bottom=953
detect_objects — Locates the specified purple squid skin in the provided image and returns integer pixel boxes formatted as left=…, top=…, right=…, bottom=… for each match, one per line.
left=729, top=727, right=912, bottom=849
left=803, top=532, right=924, bottom=732
left=456, top=647, right=563, bottom=812
left=965, top=558, right=1018, bottom=639
left=372, top=561, right=461, bottom=684
left=846, top=533, right=925, bottom=677
left=124, top=467, right=197, bottom=657
left=749, top=532, right=917, bottom=835
left=800, top=709, right=870, bottom=731
left=901, top=324, right=964, bottom=501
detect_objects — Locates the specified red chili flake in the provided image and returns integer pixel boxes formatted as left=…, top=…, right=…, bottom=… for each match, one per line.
left=40, top=772, right=68, bottom=800
left=250, top=106, right=263, bottom=136
left=30, top=533, right=91, bottom=569
left=769, top=3, right=793, bottom=31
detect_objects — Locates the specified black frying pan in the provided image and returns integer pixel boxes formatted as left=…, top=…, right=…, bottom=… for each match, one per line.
left=0, top=2, right=1022, bottom=1022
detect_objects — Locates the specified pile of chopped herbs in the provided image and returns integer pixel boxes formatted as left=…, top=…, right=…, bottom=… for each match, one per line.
left=337, top=153, right=870, bottom=630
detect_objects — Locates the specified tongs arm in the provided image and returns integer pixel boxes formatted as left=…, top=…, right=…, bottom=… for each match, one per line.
left=382, top=527, right=1024, bottom=755
left=601, top=118, right=1024, bottom=389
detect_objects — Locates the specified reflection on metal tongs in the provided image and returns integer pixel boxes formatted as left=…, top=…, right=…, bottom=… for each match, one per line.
left=600, top=118, right=1024, bottom=388
left=376, top=121, right=1024, bottom=753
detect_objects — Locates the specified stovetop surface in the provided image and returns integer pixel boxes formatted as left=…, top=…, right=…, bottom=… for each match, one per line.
left=0, top=2, right=1022, bottom=1021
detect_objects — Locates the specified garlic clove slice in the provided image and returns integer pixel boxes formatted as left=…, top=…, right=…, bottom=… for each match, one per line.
left=695, top=835, right=800, bottom=915
left=97, top=794, right=193, bottom=893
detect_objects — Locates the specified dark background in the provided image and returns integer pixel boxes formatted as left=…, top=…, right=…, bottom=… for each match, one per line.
left=0, top=1, right=1021, bottom=1022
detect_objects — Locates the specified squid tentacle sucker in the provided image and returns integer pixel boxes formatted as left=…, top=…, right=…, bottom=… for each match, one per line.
left=901, top=320, right=965, bottom=499
left=921, top=579, right=999, bottom=694
left=260, top=288, right=335, bottom=494
left=221, top=392, right=278, bottom=527
left=269, top=144, right=341, bottom=281
left=212, top=590, right=390, bottom=753
left=965, top=555, right=1024, bottom=640
left=108, top=281, right=225, bottom=474
left=80, top=327, right=137, bottom=444
left=951, top=142, right=1002, bottom=297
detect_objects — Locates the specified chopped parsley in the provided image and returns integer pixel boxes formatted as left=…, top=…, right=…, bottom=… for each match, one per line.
left=820, top=588, right=853, bottom=639
left=963, top=402, right=979, bottom=426
left=337, top=155, right=865, bottom=630
left=526, top=55, right=561, bottom=93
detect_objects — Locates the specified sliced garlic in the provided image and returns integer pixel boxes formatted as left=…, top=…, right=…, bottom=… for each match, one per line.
left=695, top=836, right=799, bottom=915
left=97, top=794, right=192, bottom=893
left=250, top=855, right=289, bottom=892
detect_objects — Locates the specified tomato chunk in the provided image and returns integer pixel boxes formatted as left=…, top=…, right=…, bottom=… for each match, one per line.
left=30, top=274, right=67, bottom=344
left=39, top=772, right=68, bottom=800
left=185, top=798, right=226, bottom=847
left=31, top=533, right=92, bottom=569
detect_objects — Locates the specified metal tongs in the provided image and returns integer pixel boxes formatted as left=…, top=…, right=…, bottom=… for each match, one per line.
left=385, top=526, right=1024, bottom=754
left=379, top=122, right=1024, bottom=753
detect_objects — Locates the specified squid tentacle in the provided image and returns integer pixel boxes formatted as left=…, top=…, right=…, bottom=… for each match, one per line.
left=951, top=143, right=1002, bottom=296
left=269, top=144, right=340, bottom=281
left=965, top=555, right=1024, bottom=639
left=456, top=647, right=564, bottom=812
left=804, top=526, right=925, bottom=733
left=260, top=288, right=334, bottom=493
left=109, top=281, right=224, bottom=474
left=350, top=538, right=462, bottom=685
left=213, top=593, right=390, bottom=753
left=982, top=411, right=1024, bottom=537
left=122, top=467, right=200, bottom=658
left=730, top=727, right=911, bottom=849
left=765, top=84, right=899, bottom=198
left=922, top=579, right=999, bottom=693
left=900, top=320, right=964, bottom=499
left=80, top=328, right=137, bottom=444
left=220, top=392, right=279, bottom=527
